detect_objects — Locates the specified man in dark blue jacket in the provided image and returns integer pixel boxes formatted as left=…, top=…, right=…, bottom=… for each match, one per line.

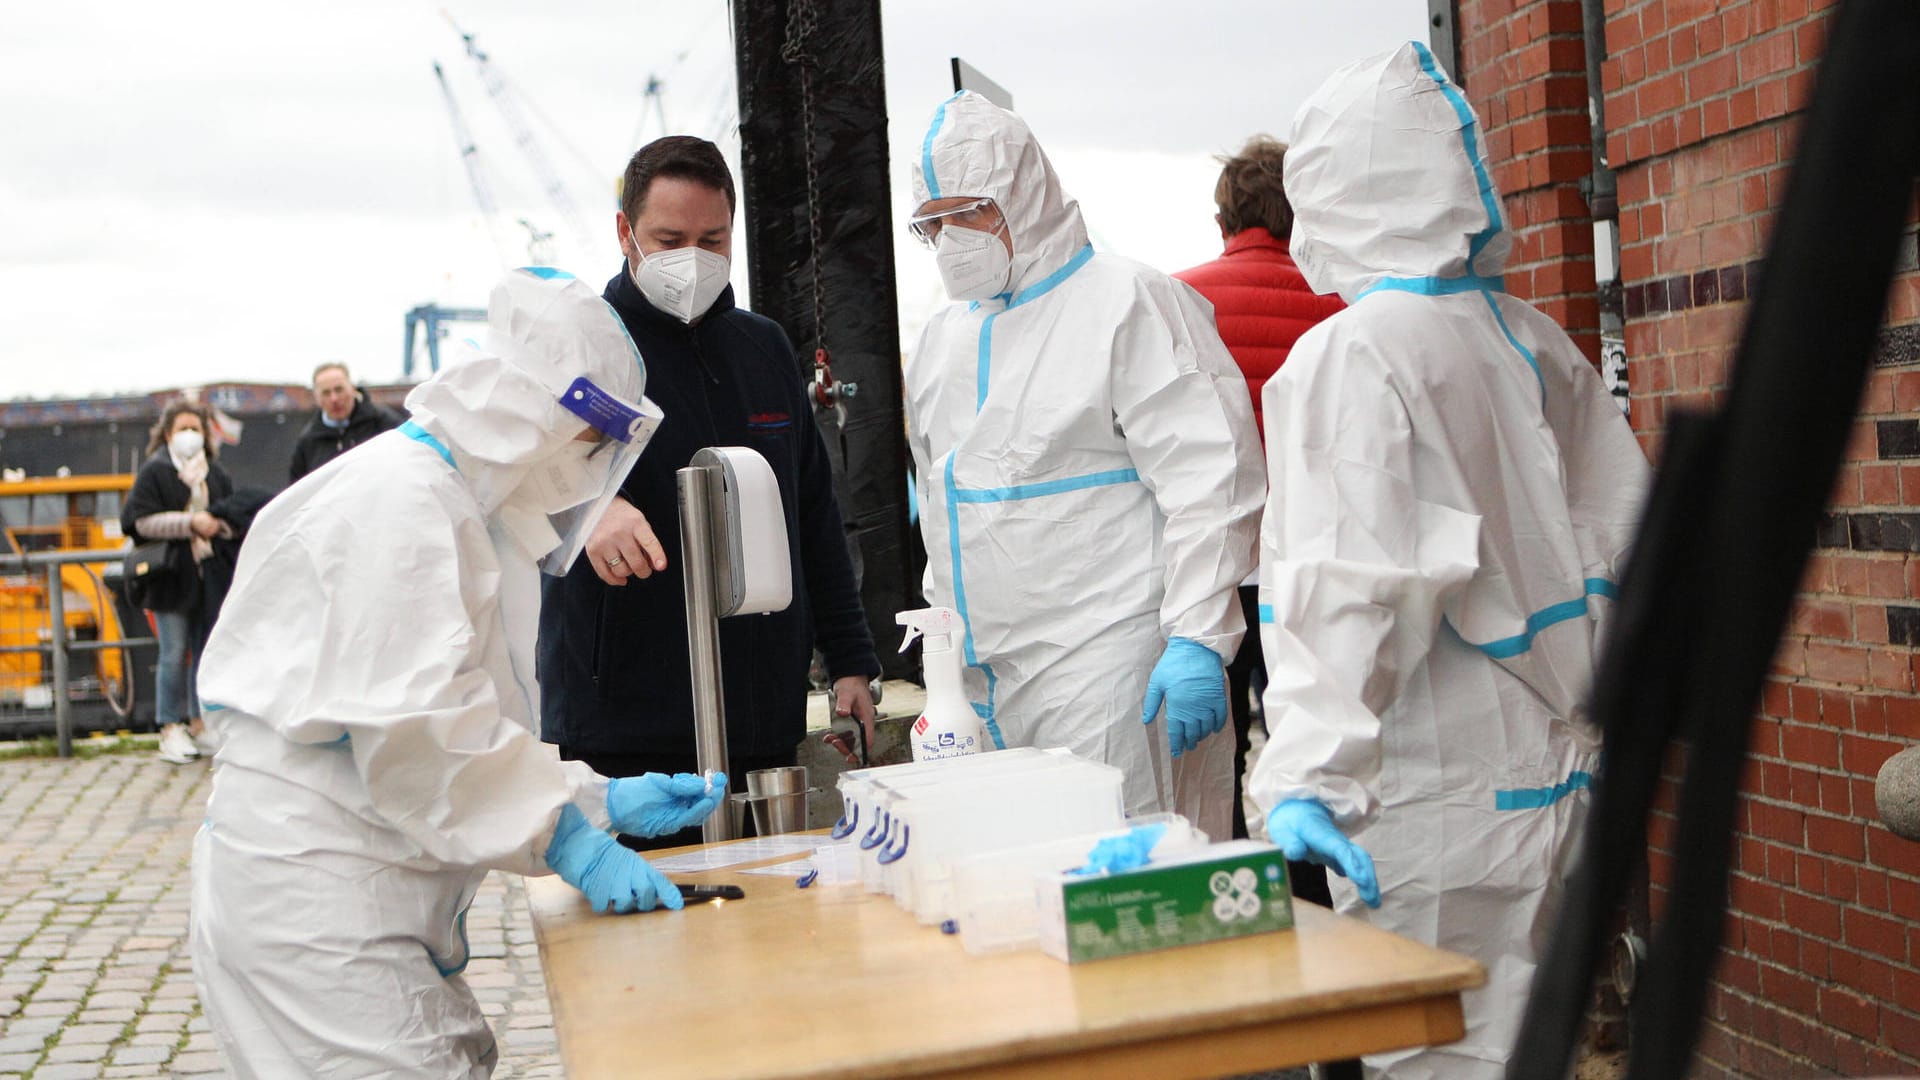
left=537, top=136, right=879, bottom=848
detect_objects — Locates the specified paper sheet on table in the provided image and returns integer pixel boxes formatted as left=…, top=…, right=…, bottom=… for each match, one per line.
left=648, top=835, right=825, bottom=873
left=738, top=856, right=817, bottom=877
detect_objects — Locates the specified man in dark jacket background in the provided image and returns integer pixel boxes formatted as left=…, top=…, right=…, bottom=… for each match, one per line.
left=287, top=362, right=400, bottom=483
left=1174, top=136, right=1344, bottom=844
left=537, top=136, right=879, bottom=848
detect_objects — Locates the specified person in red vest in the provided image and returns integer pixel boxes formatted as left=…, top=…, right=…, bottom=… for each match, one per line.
left=1174, top=136, right=1344, bottom=846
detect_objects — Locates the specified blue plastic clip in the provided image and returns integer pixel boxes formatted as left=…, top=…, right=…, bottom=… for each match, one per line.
left=830, top=803, right=859, bottom=840
left=859, top=809, right=890, bottom=851
left=796, top=869, right=820, bottom=888
left=876, top=823, right=910, bottom=865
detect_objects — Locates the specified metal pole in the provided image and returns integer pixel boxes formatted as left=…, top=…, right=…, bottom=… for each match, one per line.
left=46, top=563, right=72, bottom=759
left=678, top=463, right=734, bottom=842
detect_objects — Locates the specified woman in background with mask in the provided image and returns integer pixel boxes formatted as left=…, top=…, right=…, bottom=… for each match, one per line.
left=123, top=399, right=234, bottom=764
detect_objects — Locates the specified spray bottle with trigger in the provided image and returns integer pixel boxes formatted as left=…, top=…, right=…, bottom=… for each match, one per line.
left=896, top=606, right=990, bottom=762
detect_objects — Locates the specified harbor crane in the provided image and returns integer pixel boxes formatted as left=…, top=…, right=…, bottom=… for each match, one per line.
left=430, top=60, right=524, bottom=267
left=445, top=12, right=596, bottom=256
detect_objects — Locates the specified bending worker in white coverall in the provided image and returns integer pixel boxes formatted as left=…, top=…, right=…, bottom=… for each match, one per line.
left=904, top=90, right=1265, bottom=828
left=189, top=268, right=728, bottom=1078
left=1247, top=43, right=1651, bottom=1080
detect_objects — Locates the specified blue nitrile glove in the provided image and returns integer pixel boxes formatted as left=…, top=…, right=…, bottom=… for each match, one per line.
left=1266, top=799, right=1380, bottom=908
left=1141, top=637, right=1228, bottom=759
left=608, top=771, right=728, bottom=838
left=1073, top=822, right=1169, bottom=876
left=544, top=804, right=684, bottom=914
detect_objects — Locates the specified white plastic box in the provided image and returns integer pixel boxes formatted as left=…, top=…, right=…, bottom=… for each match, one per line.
left=833, top=748, right=1055, bottom=892
left=867, top=754, right=1089, bottom=903
left=888, top=759, right=1127, bottom=924
left=947, top=814, right=1208, bottom=955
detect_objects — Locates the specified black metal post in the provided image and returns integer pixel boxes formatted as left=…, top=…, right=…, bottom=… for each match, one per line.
left=732, top=0, right=915, bottom=679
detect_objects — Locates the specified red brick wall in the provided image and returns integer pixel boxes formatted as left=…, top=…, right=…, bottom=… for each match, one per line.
left=1458, top=0, right=1920, bottom=1075
left=1457, top=0, right=1603, bottom=363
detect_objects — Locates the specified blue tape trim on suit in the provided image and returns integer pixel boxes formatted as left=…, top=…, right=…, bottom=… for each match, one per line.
left=1350, top=276, right=1540, bottom=401
left=944, top=455, right=1003, bottom=747
left=1495, top=770, right=1593, bottom=811
left=1464, top=578, right=1618, bottom=659
left=941, top=460, right=1140, bottom=747
left=520, top=266, right=574, bottom=280
left=1008, top=244, right=1094, bottom=310
left=433, top=905, right=472, bottom=977
left=203, top=702, right=228, bottom=712
left=974, top=245, right=1093, bottom=413
left=1257, top=604, right=1274, bottom=624
left=400, top=421, right=456, bottom=470
left=1481, top=291, right=1544, bottom=400
left=1356, top=274, right=1506, bottom=300
left=1411, top=40, right=1503, bottom=267
left=920, top=93, right=961, bottom=201
left=952, top=469, right=1141, bottom=504
left=977, top=313, right=997, bottom=414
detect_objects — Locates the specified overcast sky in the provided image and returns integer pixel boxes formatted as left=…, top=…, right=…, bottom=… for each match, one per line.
left=1, top=1, right=1429, bottom=400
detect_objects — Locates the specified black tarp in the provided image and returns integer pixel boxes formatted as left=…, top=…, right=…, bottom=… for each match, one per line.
left=732, top=0, right=917, bottom=678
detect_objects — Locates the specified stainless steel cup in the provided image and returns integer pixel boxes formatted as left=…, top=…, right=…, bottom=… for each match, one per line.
left=745, top=766, right=811, bottom=835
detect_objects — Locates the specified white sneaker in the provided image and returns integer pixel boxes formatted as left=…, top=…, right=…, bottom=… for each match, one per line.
left=191, top=725, right=223, bottom=757
left=157, top=723, right=199, bottom=765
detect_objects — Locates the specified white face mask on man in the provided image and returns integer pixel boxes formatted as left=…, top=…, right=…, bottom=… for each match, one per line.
left=631, top=246, right=731, bottom=324
left=934, top=225, right=1013, bottom=301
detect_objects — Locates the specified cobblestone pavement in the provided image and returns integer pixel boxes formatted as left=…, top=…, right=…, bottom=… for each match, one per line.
left=0, top=752, right=561, bottom=1079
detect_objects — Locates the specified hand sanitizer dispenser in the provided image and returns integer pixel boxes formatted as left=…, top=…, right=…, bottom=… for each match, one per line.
left=679, top=446, right=794, bottom=841
left=690, top=446, right=791, bottom=616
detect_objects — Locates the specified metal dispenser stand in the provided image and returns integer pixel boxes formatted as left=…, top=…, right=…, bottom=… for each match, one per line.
left=679, top=461, right=732, bottom=842
left=677, top=447, right=794, bottom=844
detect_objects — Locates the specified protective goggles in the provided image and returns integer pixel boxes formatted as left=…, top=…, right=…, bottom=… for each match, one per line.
left=541, top=376, right=664, bottom=576
left=907, top=197, right=1004, bottom=248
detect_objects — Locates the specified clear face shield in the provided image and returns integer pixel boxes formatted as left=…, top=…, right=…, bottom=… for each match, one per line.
left=538, top=376, right=664, bottom=576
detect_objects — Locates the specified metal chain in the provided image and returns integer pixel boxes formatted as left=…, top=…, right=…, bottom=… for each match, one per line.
left=781, top=0, right=829, bottom=359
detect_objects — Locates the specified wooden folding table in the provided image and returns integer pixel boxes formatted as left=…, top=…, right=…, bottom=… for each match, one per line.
left=528, top=834, right=1483, bottom=1079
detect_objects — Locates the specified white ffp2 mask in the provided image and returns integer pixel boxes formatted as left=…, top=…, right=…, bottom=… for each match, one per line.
left=169, top=430, right=205, bottom=459
left=933, top=225, right=1012, bottom=301
left=632, top=246, right=731, bottom=323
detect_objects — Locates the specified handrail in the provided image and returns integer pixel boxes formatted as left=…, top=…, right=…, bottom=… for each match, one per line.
left=0, top=546, right=129, bottom=571
left=1, top=545, right=141, bottom=756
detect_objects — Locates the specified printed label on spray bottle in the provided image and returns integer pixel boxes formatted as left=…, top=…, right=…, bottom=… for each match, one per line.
left=913, top=713, right=979, bottom=759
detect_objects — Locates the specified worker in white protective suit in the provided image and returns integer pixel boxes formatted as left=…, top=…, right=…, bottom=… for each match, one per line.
left=1247, top=43, right=1651, bottom=1080
left=904, top=91, right=1265, bottom=826
left=189, top=268, right=729, bottom=1078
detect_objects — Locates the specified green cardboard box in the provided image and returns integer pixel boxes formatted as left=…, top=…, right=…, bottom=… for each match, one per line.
left=1037, top=840, right=1296, bottom=963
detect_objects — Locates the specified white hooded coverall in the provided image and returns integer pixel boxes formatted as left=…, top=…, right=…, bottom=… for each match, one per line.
left=1246, top=43, right=1651, bottom=1079
left=905, top=91, right=1265, bottom=825
left=189, top=269, right=650, bottom=1078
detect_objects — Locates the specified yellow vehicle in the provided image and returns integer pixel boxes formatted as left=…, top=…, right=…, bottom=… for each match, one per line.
left=0, top=473, right=141, bottom=724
